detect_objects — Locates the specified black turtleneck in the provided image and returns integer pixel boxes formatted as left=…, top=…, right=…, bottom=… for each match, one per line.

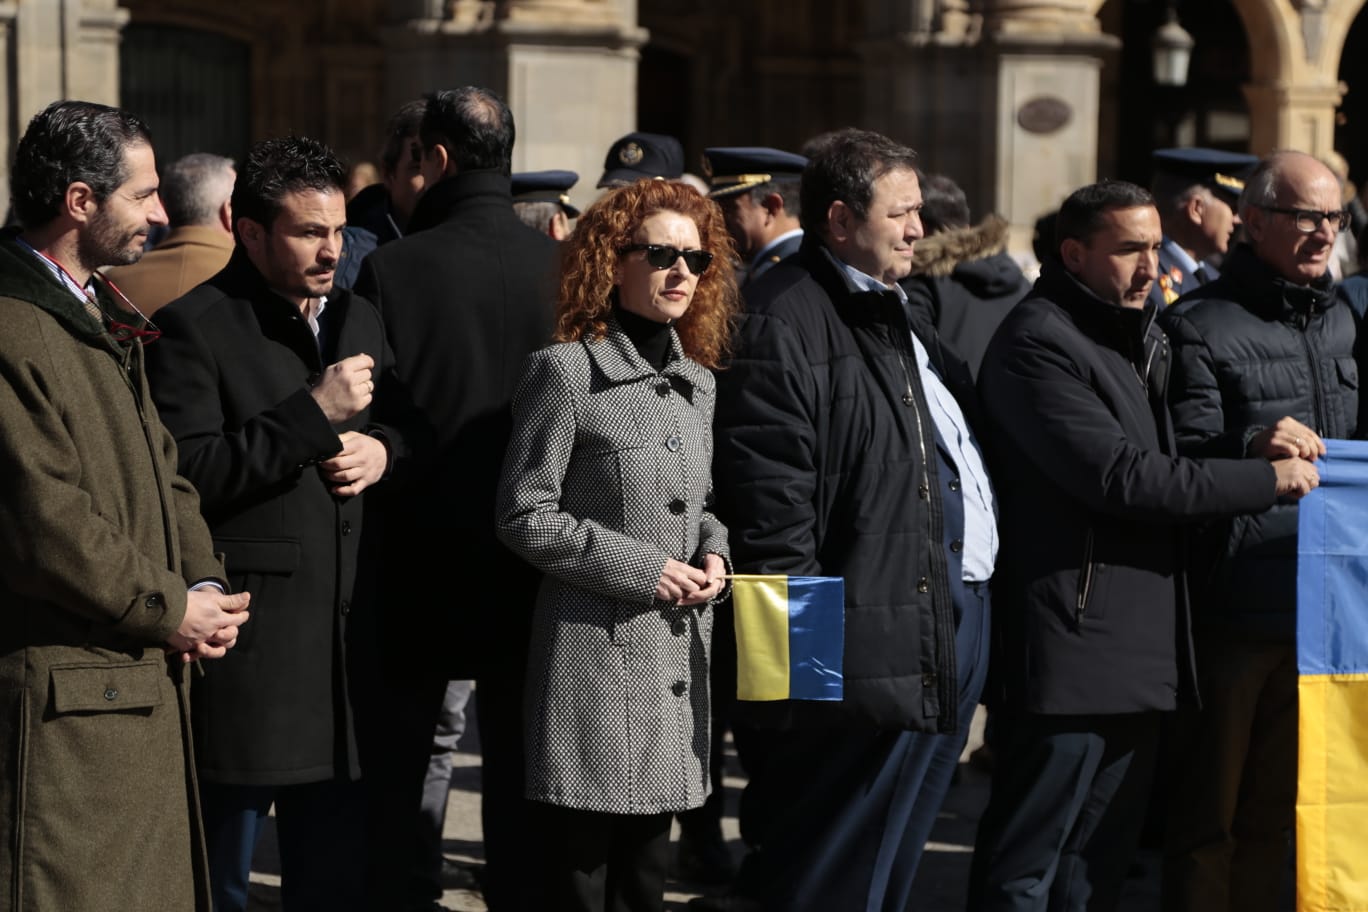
left=614, top=305, right=673, bottom=371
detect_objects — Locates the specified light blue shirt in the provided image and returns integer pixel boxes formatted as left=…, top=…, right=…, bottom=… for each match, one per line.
left=839, top=260, right=999, bottom=582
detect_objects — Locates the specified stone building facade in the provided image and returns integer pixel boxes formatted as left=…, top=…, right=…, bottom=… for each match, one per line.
left=0, top=0, right=1362, bottom=252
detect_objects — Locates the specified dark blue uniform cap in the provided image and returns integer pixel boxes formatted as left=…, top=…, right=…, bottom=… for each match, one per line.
left=702, top=147, right=808, bottom=199
left=1152, top=147, right=1260, bottom=203
left=511, top=169, right=580, bottom=218
left=596, top=132, right=685, bottom=187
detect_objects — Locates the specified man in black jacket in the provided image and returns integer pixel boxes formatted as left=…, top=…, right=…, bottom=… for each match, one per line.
left=703, top=128, right=996, bottom=912
left=353, top=86, right=557, bottom=911
left=1159, top=151, right=1361, bottom=912
left=967, top=180, right=1318, bottom=912
left=145, top=136, right=413, bottom=912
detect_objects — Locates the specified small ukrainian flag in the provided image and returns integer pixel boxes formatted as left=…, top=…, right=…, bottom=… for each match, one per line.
left=730, top=574, right=844, bottom=702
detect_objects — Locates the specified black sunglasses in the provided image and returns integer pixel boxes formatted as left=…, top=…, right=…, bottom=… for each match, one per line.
left=618, top=244, right=714, bottom=275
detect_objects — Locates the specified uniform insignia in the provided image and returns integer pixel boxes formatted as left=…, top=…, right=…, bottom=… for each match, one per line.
left=1159, top=266, right=1184, bottom=305
left=619, top=142, right=644, bottom=166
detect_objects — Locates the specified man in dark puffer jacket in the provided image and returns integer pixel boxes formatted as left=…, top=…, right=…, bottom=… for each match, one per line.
left=1160, top=151, right=1364, bottom=912
left=705, top=129, right=994, bottom=912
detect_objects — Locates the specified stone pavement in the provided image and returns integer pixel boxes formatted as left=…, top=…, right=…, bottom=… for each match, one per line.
left=245, top=735, right=1183, bottom=911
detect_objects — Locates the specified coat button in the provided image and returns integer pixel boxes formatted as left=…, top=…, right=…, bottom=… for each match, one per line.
left=668, top=498, right=686, bottom=515
left=671, top=619, right=686, bottom=636
left=671, top=680, right=687, bottom=696
left=918, top=483, right=929, bottom=500
left=145, top=594, right=164, bottom=610
left=950, top=540, right=963, bottom=553
left=341, top=520, right=352, bottom=536
left=665, top=435, right=682, bottom=452
left=917, top=577, right=929, bottom=593
left=902, top=393, right=915, bottom=406
left=948, top=478, right=961, bottom=492
left=340, top=599, right=351, bottom=616
left=656, top=380, right=671, bottom=397
left=104, top=687, right=118, bottom=701
left=922, top=673, right=937, bottom=688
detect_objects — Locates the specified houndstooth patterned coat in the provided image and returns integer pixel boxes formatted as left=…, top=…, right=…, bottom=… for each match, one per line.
left=496, top=317, right=729, bottom=815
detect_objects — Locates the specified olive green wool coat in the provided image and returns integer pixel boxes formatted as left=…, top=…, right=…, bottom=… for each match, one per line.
left=0, top=231, right=224, bottom=911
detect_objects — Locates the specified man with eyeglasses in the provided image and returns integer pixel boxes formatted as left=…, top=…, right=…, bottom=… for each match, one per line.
left=1159, top=150, right=1363, bottom=912
left=703, top=128, right=994, bottom=911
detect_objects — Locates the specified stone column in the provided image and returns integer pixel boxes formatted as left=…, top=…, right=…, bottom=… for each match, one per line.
left=857, top=0, right=1113, bottom=258
left=382, top=0, right=646, bottom=213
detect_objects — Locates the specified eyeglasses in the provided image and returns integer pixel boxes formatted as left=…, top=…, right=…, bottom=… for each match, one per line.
left=618, top=244, right=714, bottom=276
left=1259, top=206, right=1351, bottom=234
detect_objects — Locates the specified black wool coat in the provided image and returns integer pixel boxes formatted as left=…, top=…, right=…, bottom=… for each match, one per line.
left=978, top=263, right=1277, bottom=715
left=353, top=169, right=557, bottom=678
left=146, top=249, right=413, bottom=785
left=713, top=234, right=978, bottom=735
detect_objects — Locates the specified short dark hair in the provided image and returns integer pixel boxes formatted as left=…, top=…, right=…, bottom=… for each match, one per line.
left=11, top=100, right=153, bottom=229
left=1055, top=180, right=1155, bottom=250
left=799, top=128, right=919, bottom=237
left=231, top=136, right=344, bottom=237
left=420, top=87, right=515, bottom=177
left=162, top=153, right=235, bottom=226
left=919, top=173, right=972, bottom=235
left=379, top=99, right=426, bottom=177
left=744, top=175, right=802, bottom=218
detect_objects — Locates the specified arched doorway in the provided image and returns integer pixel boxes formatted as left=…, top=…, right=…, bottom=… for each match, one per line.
left=120, top=24, right=251, bottom=163
left=1336, top=9, right=1368, bottom=184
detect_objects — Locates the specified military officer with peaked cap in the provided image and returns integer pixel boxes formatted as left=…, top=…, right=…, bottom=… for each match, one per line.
left=511, top=169, right=580, bottom=240
left=704, top=146, right=806, bottom=285
left=596, top=131, right=685, bottom=187
left=1149, top=147, right=1259, bottom=307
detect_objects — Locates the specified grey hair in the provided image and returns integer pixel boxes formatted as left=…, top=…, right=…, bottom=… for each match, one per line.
left=161, top=153, right=235, bottom=226
left=1238, top=151, right=1299, bottom=220
left=513, top=200, right=559, bottom=234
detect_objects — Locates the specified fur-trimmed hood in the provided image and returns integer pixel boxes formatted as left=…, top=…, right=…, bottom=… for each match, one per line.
left=911, top=215, right=1011, bottom=278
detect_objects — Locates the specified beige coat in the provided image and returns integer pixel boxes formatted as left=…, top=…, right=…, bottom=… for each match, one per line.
left=105, top=224, right=234, bottom=315
left=0, top=232, right=224, bottom=911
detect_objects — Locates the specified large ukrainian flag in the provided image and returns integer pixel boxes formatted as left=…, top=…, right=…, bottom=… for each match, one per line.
left=1297, top=439, right=1368, bottom=911
left=730, top=574, right=844, bottom=702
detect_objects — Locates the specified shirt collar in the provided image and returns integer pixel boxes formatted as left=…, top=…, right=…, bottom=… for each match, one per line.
left=838, top=258, right=909, bottom=304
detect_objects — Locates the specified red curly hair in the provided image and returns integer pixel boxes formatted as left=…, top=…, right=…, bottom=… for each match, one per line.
left=553, top=180, right=739, bottom=370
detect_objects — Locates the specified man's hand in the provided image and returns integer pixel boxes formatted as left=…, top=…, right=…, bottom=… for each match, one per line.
left=320, top=431, right=388, bottom=497
left=655, top=558, right=708, bottom=603
left=679, top=552, right=727, bottom=606
left=1272, top=455, right=1320, bottom=500
left=168, top=590, right=250, bottom=662
left=310, top=354, right=375, bottom=424
left=1247, top=416, right=1325, bottom=461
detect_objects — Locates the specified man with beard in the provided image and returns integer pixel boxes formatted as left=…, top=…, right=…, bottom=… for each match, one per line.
left=145, top=136, right=414, bottom=912
left=0, top=99, right=250, bottom=911
left=1160, top=151, right=1361, bottom=912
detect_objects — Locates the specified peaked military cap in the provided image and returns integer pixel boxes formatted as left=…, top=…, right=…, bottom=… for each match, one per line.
left=702, top=147, right=808, bottom=199
left=1152, top=147, right=1260, bottom=204
left=596, top=132, right=685, bottom=188
left=511, top=169, right=581, bottom=218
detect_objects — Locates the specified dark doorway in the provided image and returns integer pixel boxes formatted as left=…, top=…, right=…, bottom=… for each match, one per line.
left=1337, top=10, right=1368, bottom=183
left=121, top=25, right=250, bottom=165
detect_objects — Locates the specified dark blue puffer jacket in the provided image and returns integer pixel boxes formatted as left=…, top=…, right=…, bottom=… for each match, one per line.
left=1160, top=244, right=1364, bottom=639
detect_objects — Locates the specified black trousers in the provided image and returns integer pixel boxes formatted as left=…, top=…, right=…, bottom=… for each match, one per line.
left=534, top=802, right=674, bottom=912
left=967, top=711, right=1162, bottom=912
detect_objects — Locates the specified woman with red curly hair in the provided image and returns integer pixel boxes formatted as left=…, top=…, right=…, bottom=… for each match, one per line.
left=496, top=179, right=739, bottom=911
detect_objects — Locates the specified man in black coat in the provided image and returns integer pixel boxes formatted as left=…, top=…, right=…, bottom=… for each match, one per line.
left=703, top=129, right=996, bottom=912
left=352, top=86, right=557, bottom=911
left=145, top=137, right=414, bottom=912
left=967, top=180, right=1318, bottom=912
left=1159, top=151, right=1362, bottom=912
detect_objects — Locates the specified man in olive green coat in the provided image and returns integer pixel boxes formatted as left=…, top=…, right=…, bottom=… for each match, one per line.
left=0, top=100, right=251, bottom=912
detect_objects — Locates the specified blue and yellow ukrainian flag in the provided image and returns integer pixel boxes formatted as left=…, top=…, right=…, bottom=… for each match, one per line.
left=1297, top=439, right=1368, bottom=911
left=730, top=574, right=844, bottom=702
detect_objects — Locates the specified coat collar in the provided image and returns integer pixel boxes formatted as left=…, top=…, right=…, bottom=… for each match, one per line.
left=404, top=169, right=514, bottom=235
left=1035, top=259, right=1158, bottom=354
left=584, top=313, right=710, bottom=390
left=1211, top=242, right=1337, bottom=322
left=0, top=228, right=131, bottom=345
